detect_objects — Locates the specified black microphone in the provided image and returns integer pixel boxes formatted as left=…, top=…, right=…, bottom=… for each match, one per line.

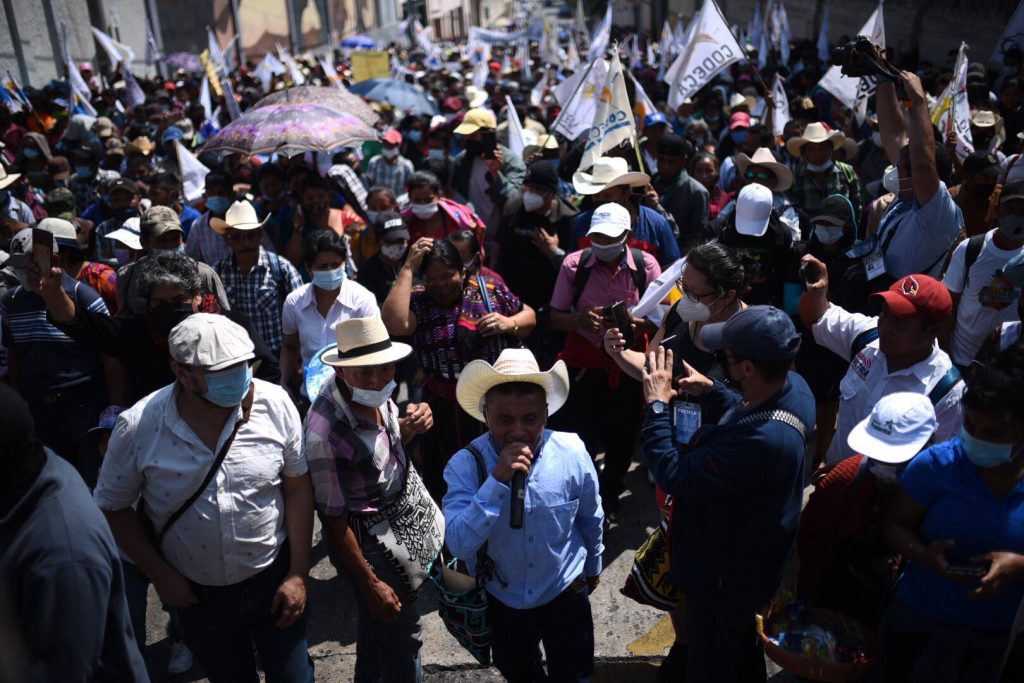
left=510, top=471, right=526, bottom=529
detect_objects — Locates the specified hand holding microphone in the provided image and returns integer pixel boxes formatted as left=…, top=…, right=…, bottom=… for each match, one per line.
left=494, top=442, right=534, bottom=529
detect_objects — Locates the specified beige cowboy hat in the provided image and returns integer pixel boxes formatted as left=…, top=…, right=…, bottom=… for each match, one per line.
left=456, top=348, right=570, bottom=422
left=785, top=121, right=844, bottom=157
left=971, top=110, right=999, bottom=128
left=572, top=156, right=651, bottom=196
left=0, top=165, right=21, bottom=191
left=210, top=200, right=270, bottom=234
left=735, top=147, right=793, bottom=192
left=125, top=136, right=156, bottom=156
left=320, top=315, right=413, bottom=368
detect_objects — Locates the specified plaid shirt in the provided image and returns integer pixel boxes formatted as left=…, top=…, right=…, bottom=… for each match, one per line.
left=303, top=379, right=407, bottom=517
left=787, top=160, right=863, bottom=219
left=213, top=247, right=303, bottom=355
left=365, top=154, right=415, bottom=196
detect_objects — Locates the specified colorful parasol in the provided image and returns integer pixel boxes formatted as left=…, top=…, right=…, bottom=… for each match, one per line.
left=202, top=102, right=378, bottom=156
left=255, top=85, right=379, bottom=128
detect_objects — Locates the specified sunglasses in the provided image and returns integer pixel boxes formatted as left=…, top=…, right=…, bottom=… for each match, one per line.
left=744, top=169, right=775, bottom=183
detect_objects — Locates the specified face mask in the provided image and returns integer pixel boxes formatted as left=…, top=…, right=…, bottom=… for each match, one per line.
left=591, top=239, right=626, bottom=262
left=806, top=159, right=833, bottom=173
left=0, top=190, right=9, bottom=205
left=303, top=201, right=329, bottom=216
left=347, top=379, right=397, bottom=408
left=366, top=210, right=380, bottom=225
left=522, top=190, right=546, bottom=212
left=867, top=459, right=903, bottom=484
left=262, top=190, right=287, bottom=203
left=110, top=206, right=137, bottom=220
left=813, top=223, right=845, bottom=245
left=152, top=245, right=186, bottom=256
left=882, top=166, right=900, bottom=194
left=731, top=130, right=747, bottom=144
left=203, top=364, right=253, bottom=408
left=871, top=132, right=883, bottom=147
left=428, top=148, right=447, bottom=160
left=206, top=196, right=231, bottom=215
left=998, top=214, right=1024, bottom=241
left=380, top=243, right=407, bottom=261
left=974, top=184, right=996, bottom=200
left=149, top=301, right=194, bottom=336
left=411, top=202, right=439, bottom=219
left=463, top=139, right=482, bottom=157
left=381, top=147, right=399, bottom=159
left=311, top=267, right=345, bottom=291
left=75, top=166, right=94, bottom=178
left=21, top=148, right=40, bottom=159
left=675, top=290, right=722, bottom=322
left=407, top=130, right=422, bottom=143
left=959, top=426, right=1016, bottom=468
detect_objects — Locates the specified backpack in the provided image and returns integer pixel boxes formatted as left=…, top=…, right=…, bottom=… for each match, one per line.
left=571, top=247, right=648, bottom=310
left=266, top=251, right=289, bottom=304
left=960, top=233, right=986, bottom=290
left=849, top=328, right=962, bottom=405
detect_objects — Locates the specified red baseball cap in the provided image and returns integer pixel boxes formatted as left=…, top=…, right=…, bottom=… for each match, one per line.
left=730, top=112, right=751, bottom=129
left=872, top=275, right=952, bottom=321
left=381, top=129, right=403, bottom=145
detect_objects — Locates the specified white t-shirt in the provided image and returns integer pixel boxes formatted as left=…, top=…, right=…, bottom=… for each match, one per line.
left=281, top=279, right=380, bottom=368
left=942, top=230, right=1022, bottom=365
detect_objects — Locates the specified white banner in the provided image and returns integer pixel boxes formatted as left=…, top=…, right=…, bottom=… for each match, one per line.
left=993, top=0, right=1024, bottom=63
left=175, top=140, right=210, bottom=204
left=817, top=1, right=884, bottom=109
left=633, top=258, right=685, bottom=319
left=663, top=0, right=744, bottom=109
left=468, top=26, right=525, bottom=46
left=579, top=52, right=635, bottom=173
left=551, top=57, right=609, bottom=141
left=771, top=74, right=790, bottom=138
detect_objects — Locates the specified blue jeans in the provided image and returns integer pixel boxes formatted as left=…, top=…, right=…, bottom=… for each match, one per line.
left=488, top=580, right=595, bottom=683
left=351, top=544, right=423, bottom=683
left=176, top=545, right=314, bottom=683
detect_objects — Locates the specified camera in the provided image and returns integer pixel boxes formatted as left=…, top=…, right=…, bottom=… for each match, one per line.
left=830, top=37, right=900, bottom=81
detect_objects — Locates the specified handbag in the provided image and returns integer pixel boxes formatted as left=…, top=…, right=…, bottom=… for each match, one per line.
left=430, top=443, right=495, bottom=666
left=621, top=514, right=683, bottom=611
left=352, top=460, right=445, bottom=599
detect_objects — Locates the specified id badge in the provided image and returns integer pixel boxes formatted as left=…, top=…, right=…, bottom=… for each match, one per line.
left=864, top=253, right=886, bottom=281
left=673, top=401, right=702, bottom=445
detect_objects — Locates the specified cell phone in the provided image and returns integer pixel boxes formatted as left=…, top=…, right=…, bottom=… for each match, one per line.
left=799, top=261, right=821, bottom=285
left=609, top=301, right=635, bottom=348
left=946, top=563, right=987, bottom=579
left=31, top=227, right=53, bottom=277
left=480, top=131, right=497, bottom=158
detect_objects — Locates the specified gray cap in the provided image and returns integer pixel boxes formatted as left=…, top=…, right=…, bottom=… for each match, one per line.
left=168, top=313, right=255, bottom=371
left=140, top=205, right=183, bottom=238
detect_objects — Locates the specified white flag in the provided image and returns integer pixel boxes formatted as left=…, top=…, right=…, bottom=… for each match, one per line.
left=588, top=2, right=613, bottom=61
left=506, top=96, right=527, bottom=158
left=627, top=69, right=657, bottom=126
left=146, top=24, right=161, bottom=66
left=253, top=53, right=285, bottom=92
left=771, top=74, right=790, bottom=138
left=278, top=46, right=306, bottom=85
left=659, top=20, right=673, bottom=57
left=122, top=69, right=146, bottom=110
left=932, top=43, right=974, bottom=158
left=566, top=34, right=582, bottom=71
left=579, top=52, right=635, bottom=172
left=175, top=141, right=211, bottom=204
left=769, top=0, right=791, bottom=66
left=746, top=2, right=764, bottom=49
left=472, top=60, right=488, bottom=90
left=993, top=0, right=1024, bottom=63
left=61, top=21, right=97, bottom=117
left=321, top=57, right=342, bottom=89
left=91, top=27, right=135, bottom=64
left=663, top=0, right=744, bottom=109
left=199, top=76, right=214, bottom=122
left=551, top=57, right=609, bottom=140
left=817, top=1, right=884, bottom=109
left=207, top=27, right=229, bottom=75
left=222, top=76, right=242, bottom=121
left=531, top=69, right=550, bottom=107
left=817, top=5, right=830, bottom=63
left=575, top=0, right=589, bottom=45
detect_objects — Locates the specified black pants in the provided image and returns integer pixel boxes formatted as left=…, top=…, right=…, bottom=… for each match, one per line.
left=684, top=593, right=766, bottom=683
left=489, top=583, right=595, bottom=682
left=26, top=383, right=105, bottom=489
left=549, top=366, right=643, bottom=507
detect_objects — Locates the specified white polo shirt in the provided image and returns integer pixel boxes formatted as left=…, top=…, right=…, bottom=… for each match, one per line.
left=812, top=303, right=964, bottom=467
left=94, top=379, right=307, bottom=586
left=281, top=279, right=379, bottom=368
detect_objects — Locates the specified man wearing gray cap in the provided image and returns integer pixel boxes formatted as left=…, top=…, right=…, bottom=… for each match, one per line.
left=640, top=305, right=815, bottom=682
left=94, top=313, right=315, bottom=682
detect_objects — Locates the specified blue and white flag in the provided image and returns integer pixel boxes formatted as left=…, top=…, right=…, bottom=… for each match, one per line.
left=579, top=52, right=635, bottom=172
left=663, top=0, right=744, bottom=109
left=818, top=0, right=884, bottom=113
left=588, top=2, right=613, bottom=61
left=91, top=26, right=135, bottom=64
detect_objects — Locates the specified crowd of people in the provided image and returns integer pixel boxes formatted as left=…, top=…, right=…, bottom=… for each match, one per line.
left=2, top=14, right=1024, bottom=683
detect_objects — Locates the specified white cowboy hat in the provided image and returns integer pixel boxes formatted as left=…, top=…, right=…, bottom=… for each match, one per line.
left=735, top=147, right=794, bottom=192
left=210, top=199, right=270, bottom=234
left=464, top=85, right=488, bottom=109
left=0, top=165, right=21, bottom=192
left=785, top=121, right=844, bottom=157
left=572, top=156, right=651, bottom=196
left=456, top=348, right=570, bottom=422
left=971, top=110, right=998, bottom=128
left=320, top=315, right=413, bottom=368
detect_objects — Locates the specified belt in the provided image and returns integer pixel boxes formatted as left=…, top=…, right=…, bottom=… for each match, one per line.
left=189, top=542, right=290, bottom=595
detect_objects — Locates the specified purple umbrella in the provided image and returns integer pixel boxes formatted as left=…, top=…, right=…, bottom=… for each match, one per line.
left=202, top=102, right=378, bottom=156
left=254, top=85, right=379, bottom=128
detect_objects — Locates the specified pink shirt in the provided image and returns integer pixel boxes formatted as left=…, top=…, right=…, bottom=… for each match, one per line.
left=550, top=247, right=661, bottom=347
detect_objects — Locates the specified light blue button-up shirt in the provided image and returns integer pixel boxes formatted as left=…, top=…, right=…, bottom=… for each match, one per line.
left=442, top=430, right=604, bottom=610
left=875, top=182, right=963, bottom=278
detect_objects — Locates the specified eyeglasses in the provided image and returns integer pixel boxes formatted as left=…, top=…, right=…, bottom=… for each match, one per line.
left=675, top=276, right=719, bottom=302
left=744, top=169, right=775, bottom=183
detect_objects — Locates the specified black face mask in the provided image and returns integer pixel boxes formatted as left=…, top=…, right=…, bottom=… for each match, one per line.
left=974, top=183, right=996, bottom=200
left=303, top=202, right=329, bottom=216
left=149, top=302, right=194, bottom=337
left=463, top=138, right=482, bottom=157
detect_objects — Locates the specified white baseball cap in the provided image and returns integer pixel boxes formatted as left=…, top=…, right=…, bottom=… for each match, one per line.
left=5, top=227, right=58, bottom=269
left=168, top=313, right=255, bottom=371
left=37, top=217, right=78, bottom=247
left=587, top=202, right=632, bottom=239
left=735, top=183, right=774, bottom=237
left=847, top=392, right=937, bottom=464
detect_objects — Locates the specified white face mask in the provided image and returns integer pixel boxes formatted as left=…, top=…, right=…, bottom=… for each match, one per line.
left=347, top=379, right=397, bottom=408
left=380, top=243, right=408, bottom=261
left=411, top=202, right=439, bottom=219
left=591, top=239, right=626, bottom=262
left=882, top=166, right=899, bottom=194
left=381, top=147, right=399, bottom=159
left=674, top=290, right=722, bottom=322
left=813, top=223, right=845, bottom=245
left=805, top=159, right=833, bottom=173
left=522, top=190, right=546, bottom=212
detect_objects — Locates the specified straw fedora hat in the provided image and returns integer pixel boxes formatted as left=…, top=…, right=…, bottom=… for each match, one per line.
left=572, top=156, right=651, bottom=196
left=785, top=121, right=843, bottom=157
left=320, top=315, right=413, bottom=368
left=735, top=147, right=793, bottom=192
left=210, top=200, right=271, bottom=234
left=456, top=348, right=570, bottom=422
left=125, top=136, right=156, bottom=156
left=0, top=165, right=21, bottom=191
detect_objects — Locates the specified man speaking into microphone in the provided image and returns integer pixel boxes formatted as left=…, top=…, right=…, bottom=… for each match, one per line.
left=443, top=348, right=605, bottom=682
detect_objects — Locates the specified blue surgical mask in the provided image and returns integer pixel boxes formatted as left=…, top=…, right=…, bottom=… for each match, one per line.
left=203, top=364, right=253, bottom=408
left=21, top=148, right=40, bottom=159
left=311, top=267, right=345, bottom=291
left=813, top=223, right=845, bottom=245
left=75, top=165, right=94, bottom=178
left=428, top=148, right=446, bottom=160
left=731, top=129, right=747, bottom=144
left=206, top=196, right=231, bottom=215
left=152, top=245, right=186, bottom=256
left=806, top=159, right=834, bottom=173
left=366, top=210, right=379, bottom=225
left=407, top=130, right=422, bottom=143
left=959, top=426, right=1016, bottom=468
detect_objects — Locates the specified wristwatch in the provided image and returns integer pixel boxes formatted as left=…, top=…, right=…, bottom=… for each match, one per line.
left=648, top=400, right=668, bottom=415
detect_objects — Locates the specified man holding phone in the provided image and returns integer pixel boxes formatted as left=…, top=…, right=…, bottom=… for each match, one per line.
left=451, top=108, right=526, bottom=262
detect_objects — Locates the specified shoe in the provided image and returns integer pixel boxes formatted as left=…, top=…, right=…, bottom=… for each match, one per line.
left=167, top=639, right=194, bottom=676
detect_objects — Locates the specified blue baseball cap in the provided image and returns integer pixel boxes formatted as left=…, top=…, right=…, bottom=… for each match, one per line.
left=643, top=111, right=668, bottom=128
left=89, top=405, right=125, bottom=433
left=161, top=126, right=185, bottom=144
left=700, top=306, right=802, bottom=361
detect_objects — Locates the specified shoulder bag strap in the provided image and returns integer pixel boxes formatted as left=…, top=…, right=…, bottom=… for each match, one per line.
left=464, top=444, right=500, bottom=585
left=734, top=408, right=809, bottom=443
left=476, top=275, right=494, bottom=314
left=154, top=387, right=254, bottom=547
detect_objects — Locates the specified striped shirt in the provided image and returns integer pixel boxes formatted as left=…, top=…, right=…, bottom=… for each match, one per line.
left=303, top=378, right=406, bottom=518
left=365, top=154, right=415, bottom=196
left=214, top=247, right=303, bottom=355
left=0, top=274, right=109, bottom=393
